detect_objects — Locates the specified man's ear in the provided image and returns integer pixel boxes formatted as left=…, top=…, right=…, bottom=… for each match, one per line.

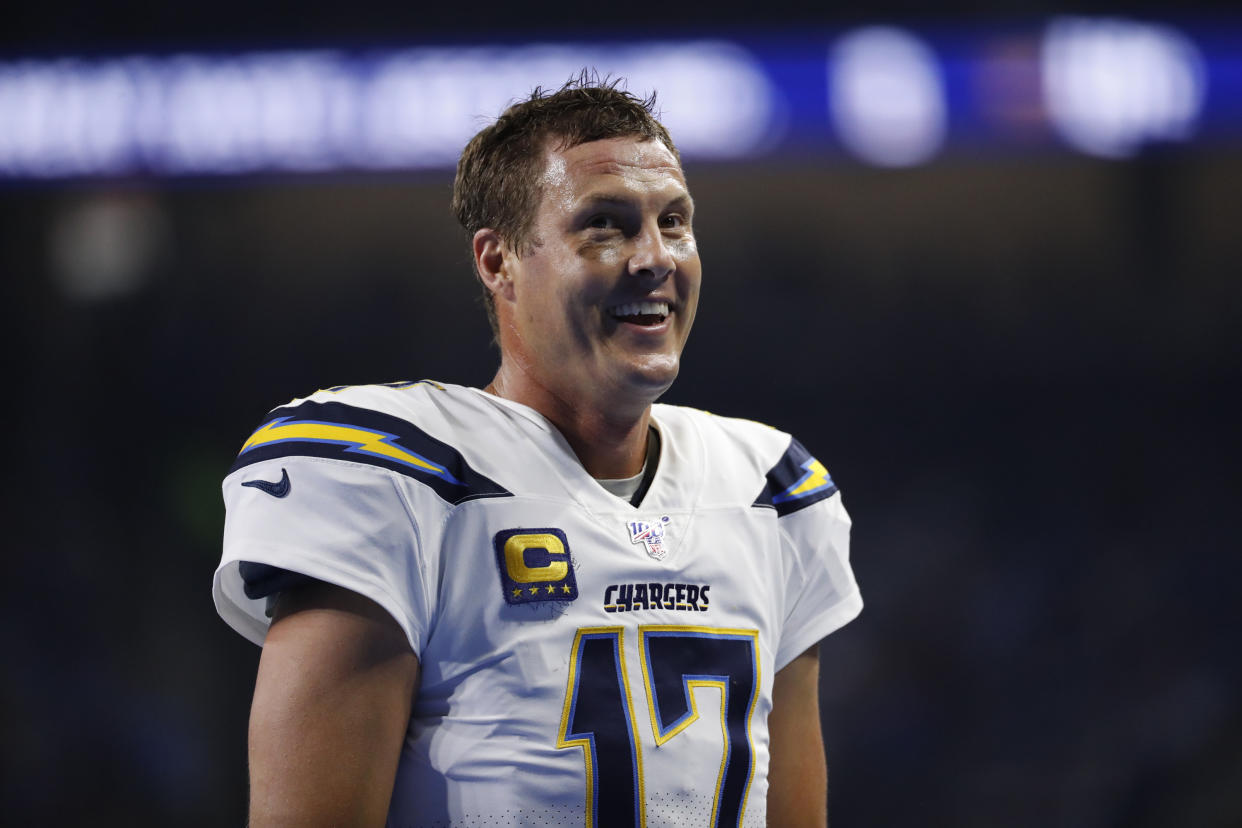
left=473, top=229, right=516, bottom=303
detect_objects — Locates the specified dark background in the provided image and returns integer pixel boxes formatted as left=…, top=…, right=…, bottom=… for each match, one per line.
left=3, top=4, right=1240, bottom=826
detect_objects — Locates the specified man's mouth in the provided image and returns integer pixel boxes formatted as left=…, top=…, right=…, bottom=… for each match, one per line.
left=608, top=301, right=670, bottom=327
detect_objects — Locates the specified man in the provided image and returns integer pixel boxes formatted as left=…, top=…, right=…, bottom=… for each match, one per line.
left=214, top=77, right=861, bottom=827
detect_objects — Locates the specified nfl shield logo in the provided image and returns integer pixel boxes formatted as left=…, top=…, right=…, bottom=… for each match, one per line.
left=627, top=515, right=672, bottom=561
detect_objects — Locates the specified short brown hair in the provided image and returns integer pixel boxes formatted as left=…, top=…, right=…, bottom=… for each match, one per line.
left=452, top=73, right=680, bottom=334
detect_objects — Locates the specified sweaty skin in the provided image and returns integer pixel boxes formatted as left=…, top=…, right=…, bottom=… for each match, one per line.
left=475, top=136, right=701, bottom=479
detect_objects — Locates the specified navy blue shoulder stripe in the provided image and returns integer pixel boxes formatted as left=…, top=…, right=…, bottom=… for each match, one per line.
left=230, top=399, right=511, bottom=505
left=237, top=561, right=316, bottom=603
left=753, top=436, right=839, bottom=517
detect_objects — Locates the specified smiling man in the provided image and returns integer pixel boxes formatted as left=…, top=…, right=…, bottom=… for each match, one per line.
left=213, top=77, right=862, bottom=827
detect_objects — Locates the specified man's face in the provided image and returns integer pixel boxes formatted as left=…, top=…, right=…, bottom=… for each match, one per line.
left=499, top=136, right=701, bottom=410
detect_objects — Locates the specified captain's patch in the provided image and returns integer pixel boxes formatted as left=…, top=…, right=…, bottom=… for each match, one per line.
left=494, top=528, right=579, bottom=606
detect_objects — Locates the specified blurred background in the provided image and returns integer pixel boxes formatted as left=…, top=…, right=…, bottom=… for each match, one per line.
left=3, top=1, right=1239, bottom=825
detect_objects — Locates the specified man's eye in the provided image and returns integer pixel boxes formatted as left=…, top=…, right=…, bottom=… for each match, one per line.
left=588, top=215, right=617, bottom=229
left=660, top=214, right=686, bottom=229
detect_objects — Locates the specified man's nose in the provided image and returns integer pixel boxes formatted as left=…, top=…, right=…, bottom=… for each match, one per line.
left=628, top=223, right=676, bottom=283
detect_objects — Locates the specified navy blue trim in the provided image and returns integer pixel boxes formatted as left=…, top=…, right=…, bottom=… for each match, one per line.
left=629, top=427, right=660, bottom=508
left=753, top=436, right=839, bottom=517
left=239, top=561, right=318, bottom=601
left=230, top=400, right=512, bottom=506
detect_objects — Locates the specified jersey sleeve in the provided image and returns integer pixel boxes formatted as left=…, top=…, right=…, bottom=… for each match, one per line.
left=213, top=454, right=434, bottom=655
left=761, top=436, right=862, bottom=672
left=212, top=393, right=514, bottom=654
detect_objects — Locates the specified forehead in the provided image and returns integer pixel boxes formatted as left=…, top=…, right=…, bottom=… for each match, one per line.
left=537, top=137, right=688, bottom=205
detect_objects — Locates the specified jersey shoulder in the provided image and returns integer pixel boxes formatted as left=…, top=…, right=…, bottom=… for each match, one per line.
left=654, top=404, right=839, bottom=516
left=226, top=379, right=513, bottom=506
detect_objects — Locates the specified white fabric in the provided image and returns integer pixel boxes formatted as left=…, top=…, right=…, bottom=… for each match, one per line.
left=213, top=382, right=861, bottom=827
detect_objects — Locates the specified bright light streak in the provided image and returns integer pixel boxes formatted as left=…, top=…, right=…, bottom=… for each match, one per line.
left=829, top=27, right=948, bottom=167
left=0, top=43, right=774, bottom=178
left=1042, top=17, right=1206, bottom=159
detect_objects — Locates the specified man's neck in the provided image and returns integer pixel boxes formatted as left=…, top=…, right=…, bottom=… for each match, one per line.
left=485, top=363, right=653, bottom=480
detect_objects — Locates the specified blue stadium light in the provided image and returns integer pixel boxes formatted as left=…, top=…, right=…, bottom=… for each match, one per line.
left=1042, top=17, right=1207, bottom=158
left=829, top=26, right=948, bottom=167
left=0, top=18, right=1236, bottom=179
left=0, top=42, right=775, bottom=178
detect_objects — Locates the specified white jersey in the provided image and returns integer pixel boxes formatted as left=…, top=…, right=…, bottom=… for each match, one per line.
left=213, top=380, right=861, bottom=828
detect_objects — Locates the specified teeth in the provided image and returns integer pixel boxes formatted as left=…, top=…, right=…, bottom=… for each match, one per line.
left=609, top=301, right=669, bottom=318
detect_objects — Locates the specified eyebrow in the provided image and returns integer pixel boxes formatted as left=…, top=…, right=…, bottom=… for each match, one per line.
left=577, top=193, right=695, bottom=213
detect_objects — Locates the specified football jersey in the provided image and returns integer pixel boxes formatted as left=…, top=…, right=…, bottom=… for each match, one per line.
left=213, top=380, right=862, bottom=828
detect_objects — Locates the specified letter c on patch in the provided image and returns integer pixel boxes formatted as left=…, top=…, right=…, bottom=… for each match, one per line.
left=503, top=533, right=568, bottom=583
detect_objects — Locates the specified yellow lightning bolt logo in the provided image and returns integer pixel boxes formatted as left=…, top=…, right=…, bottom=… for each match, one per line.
left=239, top=417, right=460, bottom=484
left=773, top=458, right=833, bottom=504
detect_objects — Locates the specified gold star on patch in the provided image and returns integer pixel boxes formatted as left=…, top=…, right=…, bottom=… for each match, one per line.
left=528, top=587, right=540, bottom=595
left=561, top=584, right=572, bottom=594
left=546, top=585, right=556, bottom=594
left=511, top=588, right=522, bottom=598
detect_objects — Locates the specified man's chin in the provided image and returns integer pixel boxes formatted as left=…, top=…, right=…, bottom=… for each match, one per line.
left=617, top=357, right=680, bottom=400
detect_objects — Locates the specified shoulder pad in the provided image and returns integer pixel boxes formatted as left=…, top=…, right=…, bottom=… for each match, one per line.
left=754, top=436, right=839, bottom=517
left=230, top=398, right=511, bottom=506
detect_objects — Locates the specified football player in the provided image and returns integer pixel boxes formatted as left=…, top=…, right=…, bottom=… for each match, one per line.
left=214, top=76, right=862, bottom=827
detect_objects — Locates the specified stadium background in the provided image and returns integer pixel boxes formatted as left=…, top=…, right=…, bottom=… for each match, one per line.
left=2, top=2, right=1239, bottom=825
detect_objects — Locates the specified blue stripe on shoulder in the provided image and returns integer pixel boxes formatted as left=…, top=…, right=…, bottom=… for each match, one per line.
left=230, top=399, right=511, bottom=505
left=238, top=561, right=317, bottom=601
left=753, top=436, right=839, bottom=517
